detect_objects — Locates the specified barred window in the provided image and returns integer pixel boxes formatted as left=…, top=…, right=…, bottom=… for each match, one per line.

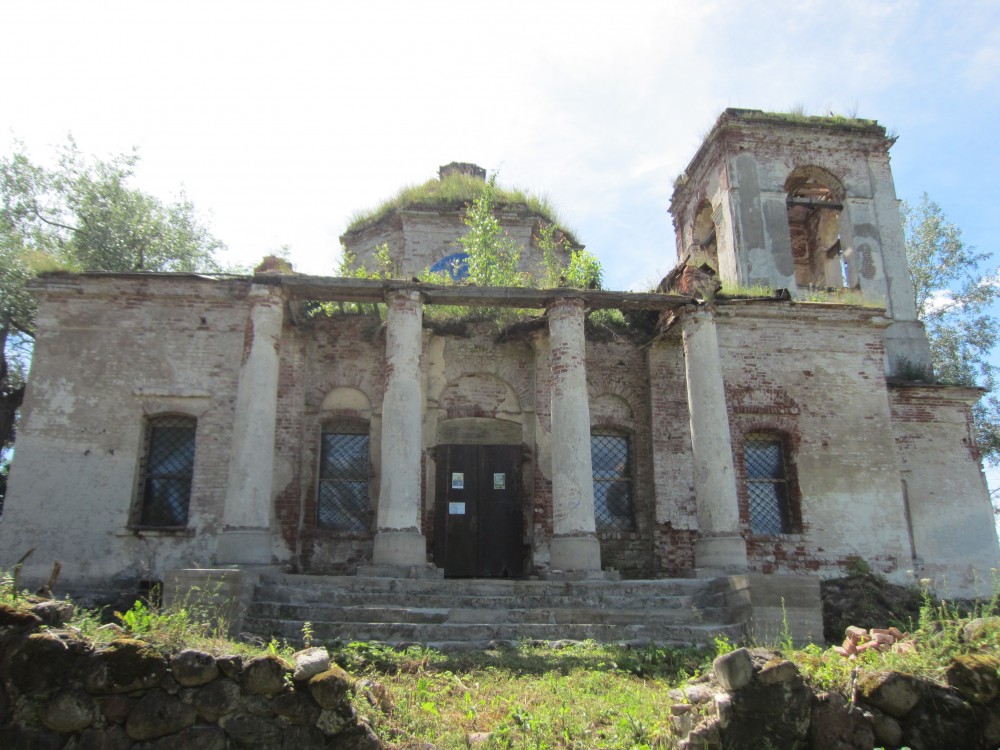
left=318, top=429, right=369, bottom=532
left=744, top=433, right=792, bottom=535
left=137, top=416, right=196, bottom=527
left=591, top=433, right=635, bottom=531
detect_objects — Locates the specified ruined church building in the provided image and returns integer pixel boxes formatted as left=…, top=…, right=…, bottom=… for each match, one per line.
left=2, top=110, right=998, bottom=639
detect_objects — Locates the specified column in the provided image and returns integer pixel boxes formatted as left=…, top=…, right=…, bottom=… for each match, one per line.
left=547, top=297, right=602, bottom=573
left=372, top=290, right=428, bottom=567
left=681, top=309, right=748, bottom=572
left=217, top=284, right=283, bottom=565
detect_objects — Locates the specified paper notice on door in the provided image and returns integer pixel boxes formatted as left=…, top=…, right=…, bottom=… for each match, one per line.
left=449, top=502, right=466, bottom=515
left=451, top=473, right=464, bottom=489
left=493, top=473, right=506, bottom=489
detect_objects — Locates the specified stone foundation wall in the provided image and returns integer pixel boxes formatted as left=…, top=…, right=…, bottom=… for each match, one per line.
left=0, top=602, right=382, bottom=749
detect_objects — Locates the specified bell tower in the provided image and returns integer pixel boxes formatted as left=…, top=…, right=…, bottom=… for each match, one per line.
left=670, top=109, right=931, bottom=377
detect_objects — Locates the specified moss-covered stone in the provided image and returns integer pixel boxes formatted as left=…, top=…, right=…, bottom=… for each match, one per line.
left=2, top=631, right=90, bottom=694
left=192, top=678, right=241, bottom=723
left=40, top=689, right=96, bottom=732
left=219, top=712, right=283, bottom=746
left=241, top=654, right=292, bottom=697
left=856, top=671, right=923, bottom=718
left=85, top=639, right=167, bottom=694
left=945, top=653, right=1000, bottom=704
left=903, top=684, right=978, bottom=750
left=808, top=691, right=875, bottom=750
left=170, top=648, right=219, bottom=687
left=272, top=689, right=321, bottom=725
left=125, top=690, right=197, bottom=741
left=307, top=665, right=354, bottom=710
left=0, top=601, right=43, bottom=631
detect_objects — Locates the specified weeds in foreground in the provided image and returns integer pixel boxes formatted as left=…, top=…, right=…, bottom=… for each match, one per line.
left=790, top=571, right=1000, bottom=693
left=2, top=569, right=998, bottom=748
left=336, top=640, right=707, bottom=749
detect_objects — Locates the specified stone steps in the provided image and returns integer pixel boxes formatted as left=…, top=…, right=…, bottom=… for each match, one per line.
left=251, top=587, right=698, bottom=610
left=246, top=602, right=721, bottom=626
left=241, top=574, right=749, bottom=649
left=241, top=616, right=746, bottom=649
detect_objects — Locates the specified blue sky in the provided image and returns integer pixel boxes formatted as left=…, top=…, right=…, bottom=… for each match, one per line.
left=4, top=1, right=997, bottom=292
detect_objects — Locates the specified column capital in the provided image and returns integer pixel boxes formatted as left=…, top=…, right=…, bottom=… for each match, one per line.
left=681, top=306, right=717, bottom=325
left=546, top=296, right=586, bottom=315
left=384, top=288, right=424, bottom=306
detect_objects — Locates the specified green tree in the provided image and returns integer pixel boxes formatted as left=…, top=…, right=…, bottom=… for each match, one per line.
left=902, top=194, right=1000, bottom=465
left=0, top=137, right=227, bottom=455
left=459, top=174, right=526, bottom=288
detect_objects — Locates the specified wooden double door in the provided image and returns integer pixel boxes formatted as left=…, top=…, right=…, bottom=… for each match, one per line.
left=433, top=444, right=523, bottom=578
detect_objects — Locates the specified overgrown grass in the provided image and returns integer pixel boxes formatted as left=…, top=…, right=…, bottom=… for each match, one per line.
left=345, top=173, right=565, bottom=235
left=718, top=282, right=775, bottom=298
left=332, top=640, right=709, bottom=749
left=3, top=569, right=998, bottom=748
left=796, top=287, right=884, bottom=307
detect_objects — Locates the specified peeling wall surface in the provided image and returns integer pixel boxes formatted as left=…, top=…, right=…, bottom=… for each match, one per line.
left=1, top=110, right=997, bottom=599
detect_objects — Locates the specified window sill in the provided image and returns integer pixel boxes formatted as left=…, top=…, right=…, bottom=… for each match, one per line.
left=312, top=529, right=373, bottom=540
left=118, top=526, right=196, bottom=538
left=747, top=531, right=804, bottom=540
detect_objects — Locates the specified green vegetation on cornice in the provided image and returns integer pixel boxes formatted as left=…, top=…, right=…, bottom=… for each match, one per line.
left=343, top=172, right=569, bottom=238
left=724, top=107, right=880, bottom=131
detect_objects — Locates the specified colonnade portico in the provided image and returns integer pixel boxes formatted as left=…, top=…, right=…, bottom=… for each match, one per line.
left=213, top=276, right=707, bottom=577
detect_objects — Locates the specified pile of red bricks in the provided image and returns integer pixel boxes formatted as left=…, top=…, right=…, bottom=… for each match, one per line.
left=832, top=625, right=917, bottom=658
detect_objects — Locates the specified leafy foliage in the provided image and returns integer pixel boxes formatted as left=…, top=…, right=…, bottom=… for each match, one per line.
left=902, top=194, right=1000, bottom=464
left=331, top=172, right=609, bottom=329
left=459, top=174, right=527, bottom=289
left=0, top=137, right=227, bottom=456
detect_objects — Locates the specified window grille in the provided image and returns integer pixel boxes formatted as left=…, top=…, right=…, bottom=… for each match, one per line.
left=318, top=432, right=369, bottom=532
left=744, top=433, right=791, bottom=535
left=138, top=416, right=196, bottom=526
left=591, top=434, right=635, bottom=531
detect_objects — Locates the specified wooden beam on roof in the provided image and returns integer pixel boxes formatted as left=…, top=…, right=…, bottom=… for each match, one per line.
left=785, top=197, right=843, bottom=210
left=260, top=274, right=697, bottom=311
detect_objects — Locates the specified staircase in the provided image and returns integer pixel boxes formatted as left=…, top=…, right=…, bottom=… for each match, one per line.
left=241, top=573, right=750, bottom=650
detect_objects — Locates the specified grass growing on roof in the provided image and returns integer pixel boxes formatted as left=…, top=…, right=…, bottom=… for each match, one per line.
left=344, top=172, right=566, bottom=235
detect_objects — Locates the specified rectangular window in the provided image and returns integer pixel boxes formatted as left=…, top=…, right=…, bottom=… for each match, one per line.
left=591, top=434, right=635, bottom=531
left=318, top=431, right=369, bottom=532
left=138, top=416, right=196, bottom=527
left=744, top=433, right=791, bottom=535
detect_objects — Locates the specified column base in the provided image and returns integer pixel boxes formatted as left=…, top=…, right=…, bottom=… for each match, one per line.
left=549, top=534, right=603, bottom=573
left=694, top=535, right=748, bottom=575
left=216, top=528, right=272, bottom=565
left=372, top=529, right=428, bottom=567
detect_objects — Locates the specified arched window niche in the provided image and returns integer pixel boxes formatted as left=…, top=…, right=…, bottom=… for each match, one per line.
left=690, top=199, right=719, bottom=271
left=784, top=166, right=852, bottom=291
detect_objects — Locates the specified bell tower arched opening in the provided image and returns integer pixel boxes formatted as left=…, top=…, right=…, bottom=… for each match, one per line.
left=785, top=166, right=849, bottom=291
